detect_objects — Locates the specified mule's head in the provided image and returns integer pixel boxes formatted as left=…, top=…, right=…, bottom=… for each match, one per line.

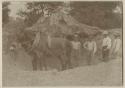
left=17, top=30, right=35, bottom=53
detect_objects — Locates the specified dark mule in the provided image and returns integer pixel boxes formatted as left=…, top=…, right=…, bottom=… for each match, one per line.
left=19, top=31, right=72, bottom=71
left=47, top=35, right=72, bottom=70
left=32, top=32, right=72, bottom=71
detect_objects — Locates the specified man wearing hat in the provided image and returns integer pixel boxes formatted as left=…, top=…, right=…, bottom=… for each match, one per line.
left=102, top=31, right=111, bottom=62
left=9, top=42, right=18, bottom=63
left=111, top=32, right=121, bottom=59
left=83, top=35, right=97, bottom=65
left=71, top=33, right=81, bottom=67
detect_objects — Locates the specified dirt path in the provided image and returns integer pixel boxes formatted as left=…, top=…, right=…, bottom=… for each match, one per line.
left=2, top=50, right=122, bottom=86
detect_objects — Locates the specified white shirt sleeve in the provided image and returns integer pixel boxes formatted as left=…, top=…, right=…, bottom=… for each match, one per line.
left=107, top=38, right=112, bottom=49
left=93, top=42, right=97, bottom=54
left=83, top=42, right=88, bottom=49
left=33, top=32, right=40, bottom=47
left=10, top=46, right=14, bottom=50
left=114, top=39, right=121, bottom=53
left=112, top=40, right=116, bottom=51
left=78, top=42, right=81, bottom=48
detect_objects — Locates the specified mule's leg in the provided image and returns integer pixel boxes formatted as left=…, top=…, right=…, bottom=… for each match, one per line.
left=35, top=51, right=43, bottom=71
left=43, top=57, right=47, bottom=70
left=58, top=55, right=64, bottom=71
left=62, top=55, right=69, bottom=70
left=65, top=51, right=73, bottom=69
left=39, top=58, right=43, bottom=71
left=61, top=49, right=70, bottom=70
left=40, top=55, right=47, bottom=71
left=38, top=55, right=43, bottom=71
left=68, top=53, right=73, bottom=69
left=62, top=60, right=67, bottom=70
left=32, top=58, right=37, bottom=71
left=38, top=52, right=47, bottom=71
left=58, top=55, right=66, bottom=71
left=66, top=57, right=72, bottom=69
left=31, top=52, right=38, bottom=71
left=87, top=52, right=92, bottom=65
left=65, top=41, right=73, bottom=69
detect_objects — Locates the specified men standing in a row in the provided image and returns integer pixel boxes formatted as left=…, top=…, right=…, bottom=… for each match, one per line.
left=102, top=31, right=111, bottom=62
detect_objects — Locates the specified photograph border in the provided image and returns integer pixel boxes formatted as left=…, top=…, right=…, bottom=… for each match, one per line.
left=1, top=0, right=124, bottom=88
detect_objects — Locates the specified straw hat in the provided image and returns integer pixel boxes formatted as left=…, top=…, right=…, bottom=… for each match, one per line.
left=74, top=32, right=79, bottom=37
left=113, top=31, right=120, bottom=36
left=103, top=31, right=108, bottom=35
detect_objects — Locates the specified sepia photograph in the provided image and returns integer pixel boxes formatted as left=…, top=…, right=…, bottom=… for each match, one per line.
left=2, top=0, right=123, bottom=87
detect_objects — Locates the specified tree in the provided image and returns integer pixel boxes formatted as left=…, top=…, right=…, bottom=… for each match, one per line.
left=18, top=2, right=63, bottom=27
left=18, top=1, right=122, bottom=29
left=2, top=2, right=10, bottom=24
left=70, top=1, right=122, bottom=29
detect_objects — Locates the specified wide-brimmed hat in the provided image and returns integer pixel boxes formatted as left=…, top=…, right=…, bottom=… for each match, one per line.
left=103, top=31, right=108, bottom=35
left=113, top=32, right=120, bottom=36
left=74, top=32, right=79, bottom=37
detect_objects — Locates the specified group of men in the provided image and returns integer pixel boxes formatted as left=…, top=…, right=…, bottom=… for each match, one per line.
left=9, top=30, right=121, bottom=67
left=71, top=30, right=121, bottom=65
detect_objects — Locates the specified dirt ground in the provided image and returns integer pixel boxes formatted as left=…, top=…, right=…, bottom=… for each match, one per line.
left=2, top=49, right=123, bottom=86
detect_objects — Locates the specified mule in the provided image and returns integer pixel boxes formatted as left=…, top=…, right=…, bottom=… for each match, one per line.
left=20, top=31, right=72, bottom=71
left=33, top=32, right=72, bottom=71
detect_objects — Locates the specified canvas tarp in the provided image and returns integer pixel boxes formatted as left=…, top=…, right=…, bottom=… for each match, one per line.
left=26, top=8, right=102, bottom=37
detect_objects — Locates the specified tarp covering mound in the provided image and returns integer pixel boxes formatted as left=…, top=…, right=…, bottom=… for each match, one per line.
left=26, top=6, right=102, bottom=36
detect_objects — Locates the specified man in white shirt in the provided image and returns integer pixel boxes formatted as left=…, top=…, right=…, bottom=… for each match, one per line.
left=84, top=36, right=97, bottom=65
left=71, top=40, right=81, bottom=50
left=71, top=33, right=81, bottom=67
left=111, top=33, right=121, bottom=59
left=102, top=31, right=111, bottom=62
left=10, top=42, right=18, bottom=62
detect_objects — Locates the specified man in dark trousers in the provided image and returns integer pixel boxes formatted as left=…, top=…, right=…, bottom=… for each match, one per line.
left=102, top=31, right=111, bottom=62
left=83, top=35, right=97, bottom=65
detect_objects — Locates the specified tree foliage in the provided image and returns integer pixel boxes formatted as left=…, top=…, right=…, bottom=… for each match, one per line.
left=70, top=1, right=122, bottom=29
left=18, top=2, right=63, bottom=27
left=2, top=2, right=10, bottom=24
left=18, top=1, right=122, bottom=29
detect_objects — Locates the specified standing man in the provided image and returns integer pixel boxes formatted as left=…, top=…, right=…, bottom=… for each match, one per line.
left=10, top=42, right=18, bottom=62
left=111, top=33, right=121, bottom=59
left=71, top=33, right=81, bottom=67
left=83, top=35, right=97, bottom=65
left=102, top=31, right=111, bottom=62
